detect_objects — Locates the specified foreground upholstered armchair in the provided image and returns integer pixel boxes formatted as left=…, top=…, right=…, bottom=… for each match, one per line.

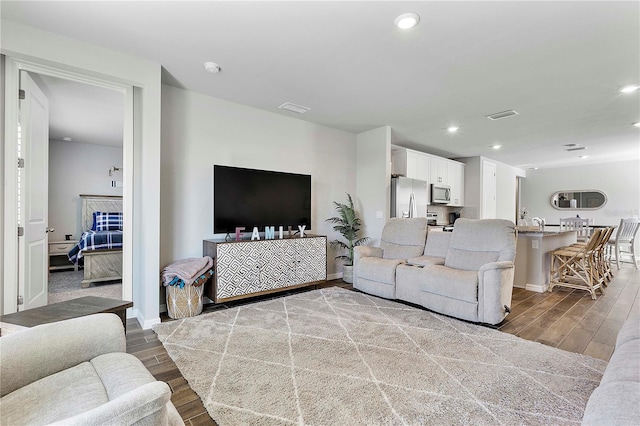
left=0, top=313, right=183, bottom=426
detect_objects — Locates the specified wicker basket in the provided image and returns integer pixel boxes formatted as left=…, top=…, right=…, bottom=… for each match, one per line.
left=166, top=284, right=204, bottom=319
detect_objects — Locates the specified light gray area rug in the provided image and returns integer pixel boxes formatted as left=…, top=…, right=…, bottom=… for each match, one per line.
left=153, top=287, right=607, bottom=425
left=48, top=270, right=122, bottom=304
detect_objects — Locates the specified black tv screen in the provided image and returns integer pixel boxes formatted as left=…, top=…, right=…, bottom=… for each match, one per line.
left=213, top=165, right=311, bottom=234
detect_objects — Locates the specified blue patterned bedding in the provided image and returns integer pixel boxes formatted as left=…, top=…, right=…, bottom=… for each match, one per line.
left=68, top=230, right=123, bottom=264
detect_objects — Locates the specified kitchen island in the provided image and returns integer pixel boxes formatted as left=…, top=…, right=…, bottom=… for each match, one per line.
left=514, top=229, right=577, bottom=292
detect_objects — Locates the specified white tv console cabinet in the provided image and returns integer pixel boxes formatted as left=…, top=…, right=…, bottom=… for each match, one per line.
left=203, top=235, right=327, bottom=303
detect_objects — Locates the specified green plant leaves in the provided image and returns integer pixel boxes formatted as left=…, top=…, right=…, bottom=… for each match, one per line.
left=326, top=193, right=370, bottom=265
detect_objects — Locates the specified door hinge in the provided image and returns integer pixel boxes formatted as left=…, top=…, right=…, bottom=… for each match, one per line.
left=18, top=89, right=25, bottom=100
left=18, top=226, right=24, bottom=237
left=17, top=295, right=24, bottom=306
left=18, top=158, right=25, bottom=168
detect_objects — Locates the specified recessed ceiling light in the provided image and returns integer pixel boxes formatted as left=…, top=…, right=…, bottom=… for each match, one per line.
left=491, top=144, right=502, bottom=150
left=394, top=13, right=420, bottom=29
left=204, top=62, right=221, bottom=74
left=62, top=136, right=72, bottom=141
left=633, top=122, right=640, bottom=127
left=579, top=155, right=590, bottom=159
left=619, top=84, right=640, bottom=93
left=447, top=126, right=459, bottom=133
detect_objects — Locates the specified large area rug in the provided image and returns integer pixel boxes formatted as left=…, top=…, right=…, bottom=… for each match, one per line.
left=153, top=287, right=607, bottom=425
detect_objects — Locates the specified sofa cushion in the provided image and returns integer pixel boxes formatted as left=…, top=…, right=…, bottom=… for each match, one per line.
left=423, top=231, right=451, bottom=258
left=600, top=339, right=640, bottom=385
left=357, top=257, right=405, bottom=285
left=615, top=313, right=640, bottom=348
left=380, top=218, right=428, bottom=260
left=445, top=219, right=516, bottom=271
left=420, top=265, right=478, bottom=303
left=406, top=255, right=445, bottom=267
left=582, top=382, right=640, bottom=425
left=0, top=361, right=108, bottom=426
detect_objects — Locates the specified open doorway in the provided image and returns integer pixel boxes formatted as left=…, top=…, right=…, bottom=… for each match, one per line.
left=25, top=73, right=124, bottom=304
left=29, top=73, right=125, bottom=305
left=2, top=66, right=127, bottom=312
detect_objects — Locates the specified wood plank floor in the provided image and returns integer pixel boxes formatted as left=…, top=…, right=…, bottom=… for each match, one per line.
left=126, top=266, right=640, bottom=425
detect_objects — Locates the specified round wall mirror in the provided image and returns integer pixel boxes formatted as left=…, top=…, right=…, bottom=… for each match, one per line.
left=550, top=190, right=607, bottom=210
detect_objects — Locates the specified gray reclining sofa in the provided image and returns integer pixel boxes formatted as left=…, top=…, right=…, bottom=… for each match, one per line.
left=354, top=217, right=517, bottom=325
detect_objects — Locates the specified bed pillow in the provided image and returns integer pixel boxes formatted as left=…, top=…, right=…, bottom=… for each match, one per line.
left=93, top=212, right=123, bottom=231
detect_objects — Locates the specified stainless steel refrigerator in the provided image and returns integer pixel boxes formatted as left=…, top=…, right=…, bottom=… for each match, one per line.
left=391, top=177, right=428, bottom=218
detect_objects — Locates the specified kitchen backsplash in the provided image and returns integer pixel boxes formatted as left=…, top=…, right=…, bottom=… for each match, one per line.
left=426, top=205, right=464, bottom=225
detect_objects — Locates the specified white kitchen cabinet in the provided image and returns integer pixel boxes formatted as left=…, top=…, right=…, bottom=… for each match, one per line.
left=429, top=156, right=448, bottom=184
left=392, top=147, right=466, bottom=206
left=392, top=148, right=430, bottom=182
left=448, top=162, right=465, bottom=207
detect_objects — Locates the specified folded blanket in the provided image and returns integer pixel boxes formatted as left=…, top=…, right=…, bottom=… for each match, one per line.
left=161, top=256, right=214, bottom=286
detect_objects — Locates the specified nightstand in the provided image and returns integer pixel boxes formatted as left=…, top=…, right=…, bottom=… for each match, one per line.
left=49, top=240, right=78, bottom=272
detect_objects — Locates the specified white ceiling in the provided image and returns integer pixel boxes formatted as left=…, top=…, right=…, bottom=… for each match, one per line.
left=3, top=1, right=639, bottom=168
left=30, top=73, right=124, bottom=147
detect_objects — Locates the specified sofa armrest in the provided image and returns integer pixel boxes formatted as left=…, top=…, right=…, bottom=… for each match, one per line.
left=354, top=246, right=383, bottom=260
left=48, top=381, right=177, bottom=426
left=477, top=261, right=515, bottom=325
left=353, top=246, right=383, bottom=287
left=0, top=313, right=126, bottom=397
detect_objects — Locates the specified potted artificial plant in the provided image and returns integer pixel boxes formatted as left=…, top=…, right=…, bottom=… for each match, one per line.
left=326, top=193, right=369, bottom=283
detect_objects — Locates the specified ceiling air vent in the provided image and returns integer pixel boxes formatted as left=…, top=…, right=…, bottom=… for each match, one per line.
left=565, top=146, right=587, bottom=152
left=486, top=110, right=519, bottom=120
left=278, top=102, right=311, bottom=114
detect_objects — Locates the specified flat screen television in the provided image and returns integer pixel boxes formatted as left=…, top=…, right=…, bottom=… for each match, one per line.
left=213, top=165, right=311, bottom=234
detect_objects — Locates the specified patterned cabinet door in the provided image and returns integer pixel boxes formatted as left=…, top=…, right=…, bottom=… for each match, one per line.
left=258, top=239, right=299, bottom=290
left=215, top=241, right=260, bottom=299
left=294, top=237, right=327, bottom=283
left=214, top=236, right=327, bottom=301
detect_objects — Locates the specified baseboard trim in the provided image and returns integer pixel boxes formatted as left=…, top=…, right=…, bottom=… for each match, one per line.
left=126, top=308, right=138, bottom=319
left=525, top=283, right=549, bottom=293
left=137, top=311, right=161, bottom=330
left=327, top=272, right=343, bottom=281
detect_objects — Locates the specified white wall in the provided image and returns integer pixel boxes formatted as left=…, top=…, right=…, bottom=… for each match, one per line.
left=521, top=160, right=640, bottom=226
left=1, top=20, right=161, bottom=326
left=160, top=85, right=356, bottom=278
left=356, top=126, right=391, bottom=247
left=48, top=140, right=123, bottom=240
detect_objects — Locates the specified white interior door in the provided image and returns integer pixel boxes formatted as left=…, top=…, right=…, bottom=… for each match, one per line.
left=18, top=71, right=49, bottom=311
left=481, top=160, right=497, bottom=219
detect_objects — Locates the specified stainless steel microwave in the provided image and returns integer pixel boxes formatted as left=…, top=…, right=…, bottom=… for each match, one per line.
left=431, top=184, right=451, bottom=204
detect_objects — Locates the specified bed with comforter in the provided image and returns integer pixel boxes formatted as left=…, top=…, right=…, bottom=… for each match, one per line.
left=68, top=195, right=123, bottom=288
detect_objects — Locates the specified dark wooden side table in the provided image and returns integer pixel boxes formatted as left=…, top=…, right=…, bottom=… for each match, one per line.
left=0, top=296, right=133, bottom=336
